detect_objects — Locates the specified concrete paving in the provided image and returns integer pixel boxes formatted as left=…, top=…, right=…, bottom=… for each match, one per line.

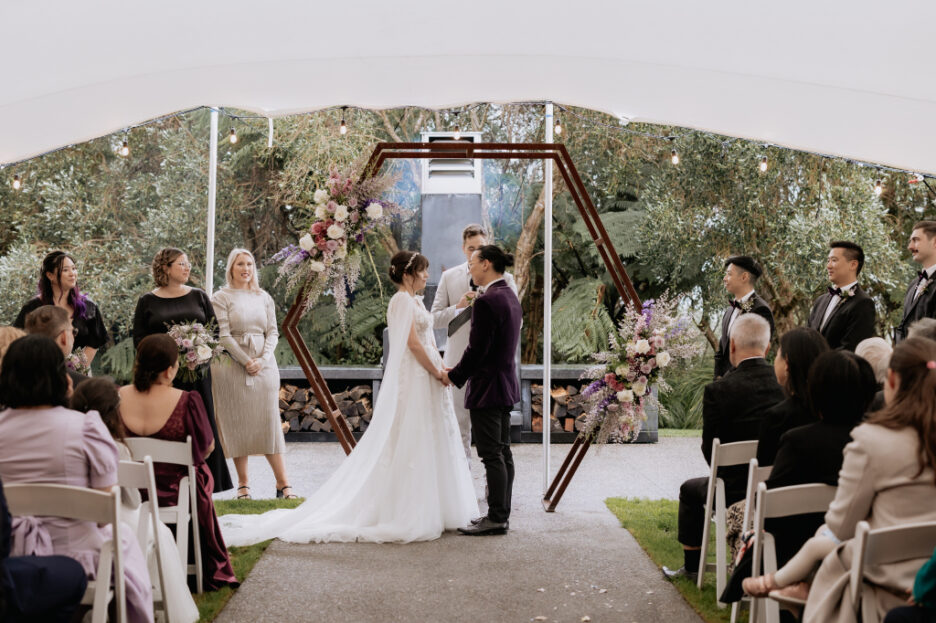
left=214, top=438, right=709, bottom=623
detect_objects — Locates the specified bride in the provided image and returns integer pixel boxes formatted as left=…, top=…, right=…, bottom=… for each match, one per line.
left=220, top=250, right=479, bottom=545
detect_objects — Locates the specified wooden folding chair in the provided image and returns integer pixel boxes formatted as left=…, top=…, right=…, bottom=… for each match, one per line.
left=730, top=458, right=772, bottom=623
left=4, top=483, right=126, bottom=623
left=749, top=482, right=837, bottom=623
left=119, top=457, right=170, bottom=622
left=124, top=436, right=203, bottom=594
left=850, top=520, right=936, bottom=622
left=697, top=437, right=760, bottom=607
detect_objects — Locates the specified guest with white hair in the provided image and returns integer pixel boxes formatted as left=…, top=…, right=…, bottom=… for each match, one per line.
left=908, top=317, right=936, bottom=342
left=856, top=336, right=893, bottom=411
left=663, top=314, right=785, bottom=581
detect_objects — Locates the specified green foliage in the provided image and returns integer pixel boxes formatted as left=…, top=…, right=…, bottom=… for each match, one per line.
left=657, top=354, right=715, bottom=429
left=99, top=337, right=136, bottom=383
left=551, top=277, right=616, bottom=362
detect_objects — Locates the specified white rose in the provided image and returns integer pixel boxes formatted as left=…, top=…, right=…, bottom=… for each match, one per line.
left=616, top=389, right=635, bottom=403
left=327, top=224, right=345, bottom=239
left=298, top=234, right=315, bottom=252
left=315, top=205, right=328, bottom=220
left=334, top=204, right=349, bottom=221
left=365, top=202, right=383, bottom=219
left=196, top=344, right=213, bottom=362
left=657, top=351, right=672, bottom=367
left=614, top=365, right=628, bottom=377
left=635, top=339, right=651, bottom=354
left=308, top=260, right=326, bottom=273
left=313, top=188, right=329, bottom=204
left=335, top=245, right=347, bottom=260
left=632, top=380, right=648, bottom=397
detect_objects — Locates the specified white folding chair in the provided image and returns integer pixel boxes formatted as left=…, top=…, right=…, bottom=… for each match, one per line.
left=850, top=520, right=936, bottom=622
left=730, top=458, right=772, bottom=623
left=749, top=482, right=838, bottom=623
left=124, top=436, right=203, bottom=594
left=697, top=438, right=760, bottom=607
left=4, top=483, right=126, bottom=623
left=119, top=457, right=170, bottom=623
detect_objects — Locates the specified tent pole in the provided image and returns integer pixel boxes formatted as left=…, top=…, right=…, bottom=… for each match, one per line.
left=206, top=107, right=219, bottom=295
left=543, top=102, right=554, bottom=493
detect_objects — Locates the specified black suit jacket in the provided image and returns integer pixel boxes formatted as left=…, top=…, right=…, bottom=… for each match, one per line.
left=448, top=280, right=522, bottom=409
left=756, top=397, right=817, bottom=467
left=713, top=292, right=775, bottom=380
left=895, top=274, right=936, bottom=343
left=701, top=358, right=785, bottom=499
left=807, top=285, right=876, bottom=351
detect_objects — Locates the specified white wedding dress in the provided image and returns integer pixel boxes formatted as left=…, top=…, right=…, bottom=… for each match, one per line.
left=219, top=291, right=478, bottom=545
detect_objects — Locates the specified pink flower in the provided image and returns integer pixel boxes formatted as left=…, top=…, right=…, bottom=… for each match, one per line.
left=311, top=222, right=324, bottom=235
left=317, top=240, right=329, bottom=251
left=326, top=240, right=339, bottom=252
left=344, top=179, right=353, bottom=192
left=327, top=201, right=338, bottom=213
left=625, top=370, right=637, bottom=382
left=347, top=197, right=358, bottom=208
left=640, top=363, right=653, bottom=375
left=350, top=211, right=360, bottom=223
left=604, top=373, right=616, bottom=384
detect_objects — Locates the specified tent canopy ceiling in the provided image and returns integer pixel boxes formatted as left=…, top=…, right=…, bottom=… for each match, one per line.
left=3, top=1, right=935, bottom=173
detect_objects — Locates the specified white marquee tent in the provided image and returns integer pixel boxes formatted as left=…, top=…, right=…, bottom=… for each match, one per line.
left=3, top=0, right=936, bottom=174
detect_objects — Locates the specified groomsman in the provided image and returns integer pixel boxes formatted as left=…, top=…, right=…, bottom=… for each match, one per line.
left=895, top=221, right=936, bottom=343
left=807, top=240, right=876, bottom=351
left=713, top=256, right=775, bottom=379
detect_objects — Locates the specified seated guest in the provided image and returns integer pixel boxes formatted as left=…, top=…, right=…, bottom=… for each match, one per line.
left=663, top=314, right=785, bottom=581
left=883, top=547, right=936, bottom=623
left=856, top=336, right=892, bottom=412
left=756, top=328, right=829, bottom=466
left=1, top=474, right=87, bottom=623
left=742, top=337, right=936, bottom=623
left=908, top=317, right=936, bottom=341
left=23, top=305, right=87, bottom=390
left=0, top=327, right=25, bottom=410
left=119, top=334, right=237, bottom=591
left=0, top=335, right=153, bottom=623
left=71, top=379, right=199, bottom=623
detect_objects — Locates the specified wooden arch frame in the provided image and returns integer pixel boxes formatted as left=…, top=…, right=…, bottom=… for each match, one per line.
left=282, top=141, right=642, bottom=508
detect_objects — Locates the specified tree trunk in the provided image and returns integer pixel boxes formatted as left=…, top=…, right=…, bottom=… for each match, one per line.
left=514, top=181, right=555, bottom=302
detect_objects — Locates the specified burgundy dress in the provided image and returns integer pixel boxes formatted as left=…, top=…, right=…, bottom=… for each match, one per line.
left=127, top=391, right=237, bottom=590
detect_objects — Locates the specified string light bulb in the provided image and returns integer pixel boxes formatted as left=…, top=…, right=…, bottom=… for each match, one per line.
left=229, top=127, right=238, bottom=144
left=554, top=117, right=562, bottom=136
left=670, top=149, right=679, bottom=166
left=339, top=107, right=348, bottom=135
left=759, top=156, right=768, bottom=173
left=119, top=140, right=130, bottom=157
left=452, top=111, right=461, bottom=140
left=12, top=174, right=21, bottom=191
left=874, top=179, right=883, bottom=196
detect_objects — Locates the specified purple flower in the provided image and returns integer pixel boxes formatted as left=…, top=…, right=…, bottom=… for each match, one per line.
left=185, top=350, right=198, bottom=362
left=355, top=233, right=364, bottom=243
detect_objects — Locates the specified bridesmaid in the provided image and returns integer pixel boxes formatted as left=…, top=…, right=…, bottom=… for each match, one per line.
left=132, top=247, right=233, bottom=493
left=14, top=250, right=108, bottom=365
left=211, top=248, right=295, bottom=500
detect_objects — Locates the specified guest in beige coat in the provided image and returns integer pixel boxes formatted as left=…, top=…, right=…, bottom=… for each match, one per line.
left=803, top=337, right=936, bottom=623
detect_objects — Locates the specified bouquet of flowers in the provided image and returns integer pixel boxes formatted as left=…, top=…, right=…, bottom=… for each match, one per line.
left=270, top=165, right=400, bottom=325
left=66, top=350, right=91, bottom=377
left=580, top=294, right=703, bottom=443
left=166, top=321, right=225, bottom=383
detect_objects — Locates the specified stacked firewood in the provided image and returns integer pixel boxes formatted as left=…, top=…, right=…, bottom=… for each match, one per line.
left=531, top=383, right=589, bottom=434
left=278, top=384, right=373, bottom=433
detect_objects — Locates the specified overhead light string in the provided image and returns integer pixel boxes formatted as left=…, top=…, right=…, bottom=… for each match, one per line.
left=339, top=107, right=348, bottom=135
left=453, top=111, right=461, bottom=140
left=12, top=174, right=22, bottom=190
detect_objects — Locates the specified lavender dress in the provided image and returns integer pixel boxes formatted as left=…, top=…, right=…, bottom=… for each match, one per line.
left=0, top=406, right=154, bottom=623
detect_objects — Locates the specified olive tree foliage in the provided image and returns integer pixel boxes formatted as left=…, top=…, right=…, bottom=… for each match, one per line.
left=635, top=132, right=911, bottom=344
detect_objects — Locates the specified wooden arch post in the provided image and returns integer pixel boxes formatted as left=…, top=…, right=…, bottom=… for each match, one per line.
left=284, top=142, right=641, bottom=510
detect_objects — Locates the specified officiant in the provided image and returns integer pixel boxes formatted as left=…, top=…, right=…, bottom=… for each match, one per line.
left=431, top=224, right=516, bottom=458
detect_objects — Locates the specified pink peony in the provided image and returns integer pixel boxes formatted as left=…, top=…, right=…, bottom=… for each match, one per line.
left=311, top=222, right=324, bottom=235
left=640, top=363, right=653, bottom=375
left=625, top=370, right=637, bottom=382
left=327, top=201, right=338, bottom=213
left=350, top=211, right=360, bottom=223
left=347, top=197, right=358, bottom=208
left=326, top=240, right=339, bottom=252
left=317, top=240, right=328, bottom=251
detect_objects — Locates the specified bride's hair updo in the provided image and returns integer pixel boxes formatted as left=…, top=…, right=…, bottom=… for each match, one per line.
left=388, top=251, right=429, bottom=285
left=476, top=245, right=514, bottom=274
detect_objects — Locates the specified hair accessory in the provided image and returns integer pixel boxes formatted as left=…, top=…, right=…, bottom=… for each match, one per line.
left=403, top=252, right=419, bottom=273
left=927, top=361, right=936, bottom=370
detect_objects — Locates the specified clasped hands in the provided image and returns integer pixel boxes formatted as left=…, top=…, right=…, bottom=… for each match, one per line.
left=437, top=366, right=454, bottom=387
left=245, top=358, right=263, bottom=376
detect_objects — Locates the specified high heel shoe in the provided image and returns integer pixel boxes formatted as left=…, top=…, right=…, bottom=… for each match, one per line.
left=276, top=485, right=299, bottom=500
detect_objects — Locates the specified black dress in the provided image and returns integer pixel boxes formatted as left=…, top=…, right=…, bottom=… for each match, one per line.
left=14, top=296, right=108, bottom=351
left=132, top=289, right=233, bottom=493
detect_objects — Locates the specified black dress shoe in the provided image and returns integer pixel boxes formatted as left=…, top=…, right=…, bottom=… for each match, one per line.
left=662, top=565, right=698, bottom=582
left=470, top=516, right=509, bottom=529
left=458, top=518, right=508, bottom=536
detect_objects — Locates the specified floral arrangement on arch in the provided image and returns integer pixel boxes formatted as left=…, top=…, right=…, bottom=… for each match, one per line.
left=270, top=166, right=400, bottom=324
left=580, top=294, right=703, bottom=443
left=166, top=320, right=225, bottom=383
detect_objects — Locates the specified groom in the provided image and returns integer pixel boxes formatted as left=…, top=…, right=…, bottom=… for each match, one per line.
left=443, top=245, right=522, bottom=536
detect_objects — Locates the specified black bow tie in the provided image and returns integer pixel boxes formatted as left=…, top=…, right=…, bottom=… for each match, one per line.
left=919, top=270, right=930, bottom=281
left=828, top=286, right=843, bottom=297
left=729, top=299, right=742, bottom=310
left=469, top=278, right=478, bottom=292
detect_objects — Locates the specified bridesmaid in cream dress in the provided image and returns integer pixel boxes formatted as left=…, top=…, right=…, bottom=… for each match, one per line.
left=211, top=248, right=296, bottom=500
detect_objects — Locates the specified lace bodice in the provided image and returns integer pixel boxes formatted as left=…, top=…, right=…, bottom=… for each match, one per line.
left=391, top=293, right=441, bottom=370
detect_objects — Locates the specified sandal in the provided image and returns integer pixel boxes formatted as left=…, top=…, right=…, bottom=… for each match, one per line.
left=769, top=582, right=809, bottom=606
left=236, top=485, right=251, bottom=500
left=276, top=486, right=299, bottom=500
left=742, top=573, right=777, bottom=597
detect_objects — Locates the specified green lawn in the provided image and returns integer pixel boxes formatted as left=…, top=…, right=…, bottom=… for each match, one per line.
left=605, top=497, right=736, bottom=623
left=658, top=428, right=702, bottom=438
left=193, top=498, right=303, bottom=622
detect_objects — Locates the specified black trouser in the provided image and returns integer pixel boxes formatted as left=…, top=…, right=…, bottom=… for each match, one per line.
left=677, top=476, right=744, bottom=547
left=470, top=406, right=514, bottom=523
left=883, top=606, right=936, bottom=623
left=1, top=554, right=88, bottom=623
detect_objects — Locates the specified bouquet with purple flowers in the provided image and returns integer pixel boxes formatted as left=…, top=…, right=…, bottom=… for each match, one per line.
left=580, top=294, right=702, bottom=443
left=66, top=350, right=91, bottom=377
left=166, top=320, right=225, bottom=383
left=270, top=164, right=400, bottom=326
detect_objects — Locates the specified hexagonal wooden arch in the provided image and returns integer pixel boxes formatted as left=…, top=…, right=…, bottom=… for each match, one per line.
left=283, top=142, right=642, bottom=509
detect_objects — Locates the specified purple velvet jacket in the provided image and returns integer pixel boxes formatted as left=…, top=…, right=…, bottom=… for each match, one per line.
left=447, top=279, right=522, bottom=409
